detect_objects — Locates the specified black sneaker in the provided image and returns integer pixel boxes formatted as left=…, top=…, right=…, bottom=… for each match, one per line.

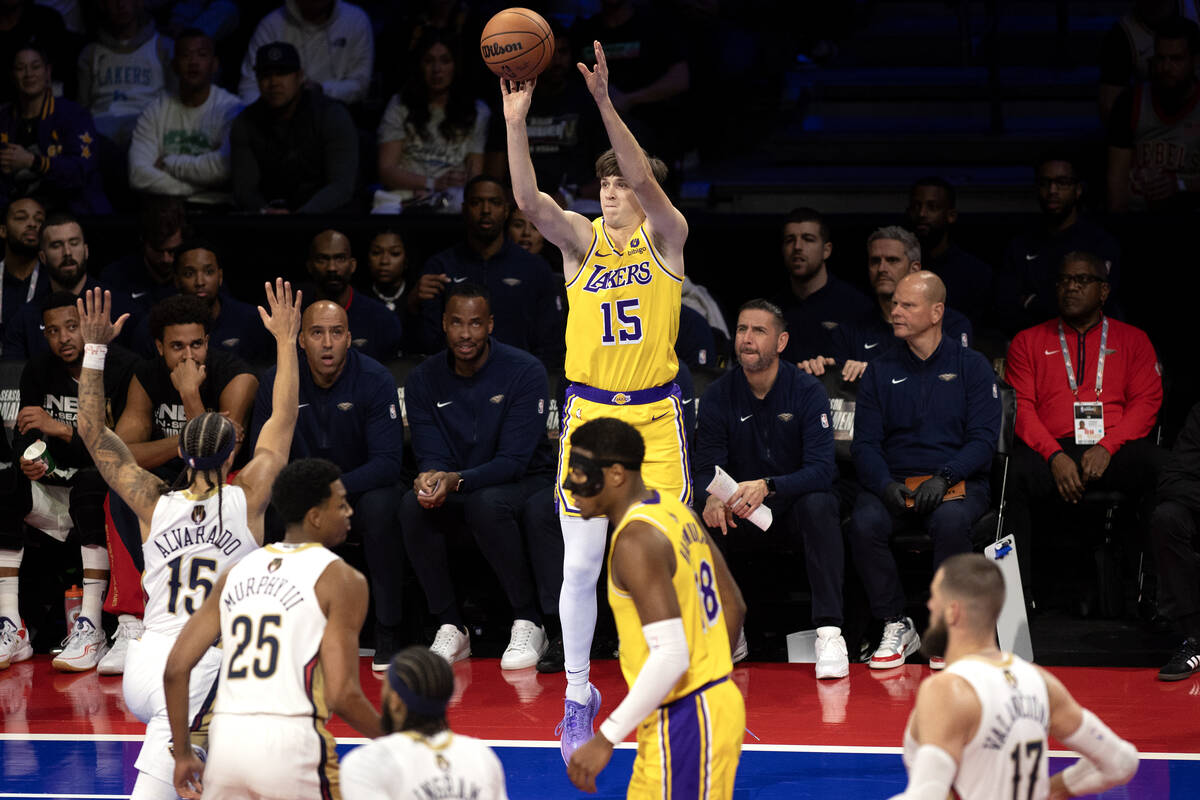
left=537, top=634, right=564, bottom=673
left=372, top=622, right=402, bottom=673
left=1158, top=637, right=1200, bottom=682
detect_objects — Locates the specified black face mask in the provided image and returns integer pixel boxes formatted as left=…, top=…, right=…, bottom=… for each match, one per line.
left=562, top=451, right=607, bottom=498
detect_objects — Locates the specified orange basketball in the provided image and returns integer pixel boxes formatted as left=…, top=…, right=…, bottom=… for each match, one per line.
left=480, top=8, right=554, bottom=82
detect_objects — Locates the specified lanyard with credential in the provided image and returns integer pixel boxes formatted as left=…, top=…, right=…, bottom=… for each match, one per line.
left=1057, top=317, right=1108, bottom=399
left=0, top=261, right=40, bottom=318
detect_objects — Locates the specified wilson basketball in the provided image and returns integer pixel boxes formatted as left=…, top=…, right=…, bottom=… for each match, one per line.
left=480, top=8, right=554, bottom=82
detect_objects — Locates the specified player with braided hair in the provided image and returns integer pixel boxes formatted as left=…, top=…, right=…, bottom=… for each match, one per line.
left=340, top=646, right=510, bottom=799
left=75, top=280, right=303, bottom=800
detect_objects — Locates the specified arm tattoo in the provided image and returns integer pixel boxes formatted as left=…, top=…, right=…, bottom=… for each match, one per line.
left=79, top=365, right=164, bottom=515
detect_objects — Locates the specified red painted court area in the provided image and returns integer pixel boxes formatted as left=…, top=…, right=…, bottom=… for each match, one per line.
left=5, top=655, right=1198, bottom=754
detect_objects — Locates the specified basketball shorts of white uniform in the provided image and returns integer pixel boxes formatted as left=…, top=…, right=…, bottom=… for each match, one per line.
left=122, top=629, right=222, bottom=783
left=203, top=713, right=340, bottom=800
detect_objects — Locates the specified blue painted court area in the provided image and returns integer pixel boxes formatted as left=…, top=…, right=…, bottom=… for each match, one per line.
left=0, top=738, right=1195, bottom=798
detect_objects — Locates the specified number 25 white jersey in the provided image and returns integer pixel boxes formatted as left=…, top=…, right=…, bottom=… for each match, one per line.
left=142, top=486, right=257, bottom=636
left=903, top=653, right=1050, bottom=800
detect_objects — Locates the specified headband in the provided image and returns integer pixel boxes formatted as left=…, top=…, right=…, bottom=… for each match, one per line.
left=387, top=663, right=447, bottom=717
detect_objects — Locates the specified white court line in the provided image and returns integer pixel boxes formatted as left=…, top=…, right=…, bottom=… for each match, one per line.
left=0, top=795, right=129, bottom=799
left=1, top=733, right=1197, bottom=760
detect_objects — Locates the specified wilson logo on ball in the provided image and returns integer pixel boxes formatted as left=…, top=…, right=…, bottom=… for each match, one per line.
left=482, top=41, right=524, bottom=57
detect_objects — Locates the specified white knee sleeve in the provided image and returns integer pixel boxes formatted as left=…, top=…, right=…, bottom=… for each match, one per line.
left=559, top=514, right=609, bottom=676
left=80, top=544, right=110, bottom=571
left=0, top=549, right=23, bottom=569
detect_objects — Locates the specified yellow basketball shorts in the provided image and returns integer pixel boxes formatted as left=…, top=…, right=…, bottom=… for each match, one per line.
left=629, top=676, right=745, bottom=800
left=556, top=382, right=691, bottom=516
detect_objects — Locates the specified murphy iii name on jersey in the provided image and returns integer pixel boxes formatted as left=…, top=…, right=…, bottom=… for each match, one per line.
left=222, top=571, right=308, bottom=613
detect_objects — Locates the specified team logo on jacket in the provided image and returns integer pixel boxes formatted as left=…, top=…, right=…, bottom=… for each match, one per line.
left=611, top=393, right=631, bottom=405
left=821, top=321, right=838, bottom=330
left=490, top=394, right=505, bottom=404
left=938, top=373, right=958, bottom=382
left=352, top=338, right=367, bottom=348
left=338, top=402, right=354, bottom=411
left=502, top=278, right=521, bottom=287
left=777, top=413, right=794, bottom=422
left=191, top=505, right=206, bottom=524
left=222, top=338, right=240, bottom=348
left=268, top=558, right=282, bottom=573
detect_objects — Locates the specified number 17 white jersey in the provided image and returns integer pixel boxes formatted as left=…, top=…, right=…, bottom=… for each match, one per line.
left=903, top=653, right=1050, bottom=800
left=142, top=485, right=256, bottom=636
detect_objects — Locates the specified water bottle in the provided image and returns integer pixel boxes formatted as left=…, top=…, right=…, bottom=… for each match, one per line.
left=64, top=584, right=83, bottom=630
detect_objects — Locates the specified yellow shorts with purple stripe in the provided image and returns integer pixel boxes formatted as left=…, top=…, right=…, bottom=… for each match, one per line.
left=556, top=382, right=691, bottom=517
left=629, top=677, right=744, bottom=800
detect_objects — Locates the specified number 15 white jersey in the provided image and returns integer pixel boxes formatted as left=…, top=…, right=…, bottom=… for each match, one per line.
left=903, top=653, right=1050, bottom=800
left=142, top=485, right=257, bottom=636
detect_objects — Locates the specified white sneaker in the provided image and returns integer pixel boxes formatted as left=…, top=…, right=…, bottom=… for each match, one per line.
left=429, top=624, right=470, bottom=664
left=869, top=616, right=920, bottom=670
left=52, top=617, right=109, bottom=672
left=815, top=626, right=850, bottom=679
left=500, top=620, right=548, bottom=670
left=732, top=627, right=748, bottom=664
left=0, top=617, right=33, bottom=670
left=98, top=616, right=143, bottom=675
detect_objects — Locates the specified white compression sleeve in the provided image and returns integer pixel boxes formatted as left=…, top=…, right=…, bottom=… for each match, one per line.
left=1059, top=708, right=1139, bottom=796
left=886, top=744, right=958, bottom=800
left=597, top=617, right=689, bottom=744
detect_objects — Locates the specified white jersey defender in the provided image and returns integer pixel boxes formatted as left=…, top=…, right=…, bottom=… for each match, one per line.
left=340, top=730, right=510, bottom=800
left=903, top=653, right=1050, bottom=800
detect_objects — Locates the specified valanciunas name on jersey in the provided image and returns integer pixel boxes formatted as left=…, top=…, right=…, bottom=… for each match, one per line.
left=981, top=692, right=1050, bottom=751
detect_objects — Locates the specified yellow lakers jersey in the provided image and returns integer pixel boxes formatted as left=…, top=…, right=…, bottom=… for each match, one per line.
left=564, top=218, right=682, bottom=392
left=608, top=491, right=733, bottom=704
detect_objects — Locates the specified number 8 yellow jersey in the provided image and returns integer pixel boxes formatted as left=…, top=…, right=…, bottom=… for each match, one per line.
left=608, top=491, right=733, bottom=704
left=564, top=218, right=682, bottom=392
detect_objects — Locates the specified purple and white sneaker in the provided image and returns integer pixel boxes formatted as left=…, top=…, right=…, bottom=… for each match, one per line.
left=555, top=683, right=602, bottom=764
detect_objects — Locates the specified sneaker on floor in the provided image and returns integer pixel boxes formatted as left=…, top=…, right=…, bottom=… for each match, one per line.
left=0, top=617, right=33, bottom=670
left=815, top=628, right=849, bottom=679
left=372, top=622, right=403, bottom=673
left=537, top=634, right=564, bottom=673
left=869, top=617, right=920, bottom=670
left=1158, top=637, right=1200, bottom=681
left=556, top=683, right=601, bottom=765
left=97, top=617, right=143, bottom=676
left=732, top=627, right=748, bottom=664
left=501, top=620, right=548, bottom=670
left=929, top=656, right=946, bottom=671
left=429, top=624, right=470, bottom=664
left=53, top=616, right=109, bottom=672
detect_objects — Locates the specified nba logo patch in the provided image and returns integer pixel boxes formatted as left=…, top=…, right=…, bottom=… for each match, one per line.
left=538, top=399, right=545, bottom=414
left=960, top=333, right=968, bottom=347
left=992, top=383, right=998, bottom=398
left=267, top=558, right=282, bottom=573
left=191, top=505, right=206, bottom=524
left=389, top=404, right=397, bottom=419
left=820, top=413, right=829, bottom=428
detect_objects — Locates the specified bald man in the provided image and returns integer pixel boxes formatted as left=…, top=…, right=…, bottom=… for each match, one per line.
left=305, top=229, right=405, bottom=362
left=249, top=299, right=407, bottom=670
left=848, top=271, right=1001, bottom=671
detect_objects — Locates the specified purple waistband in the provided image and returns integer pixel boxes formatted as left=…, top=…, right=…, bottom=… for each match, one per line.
left=567, top=382, right=679, bottom=406
left=662, top=675, right=731, bottom=711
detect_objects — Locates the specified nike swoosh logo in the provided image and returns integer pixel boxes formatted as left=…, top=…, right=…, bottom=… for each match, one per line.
left=595, top=251, right=613, bottom=257
left=437, top=401, right=453, bottom=408
left=131, top=291, right=148, bottom=299
left=297, top=403, right=310, bottom=409
left=650, top=413, right=668, bottom=422
left=739, top=414, right=752, bottom=422
left=864, top=342, right=879, bottom=350
left=892, top=378, right=908, bottom=384
left=1044, top=349, right=1060, bottom=356
left=452, top=277, right=468, bottom=283
left=1025, top=253, right=1038, bottom=261
left=682, top=399, right=694, bottom=405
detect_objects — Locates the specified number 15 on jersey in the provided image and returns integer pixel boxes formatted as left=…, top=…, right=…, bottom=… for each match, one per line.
left=601, top=299, right=643, bottom=345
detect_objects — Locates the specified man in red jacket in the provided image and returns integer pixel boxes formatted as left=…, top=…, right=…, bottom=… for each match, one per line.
left=1005, top=250, right=1165, bottom=597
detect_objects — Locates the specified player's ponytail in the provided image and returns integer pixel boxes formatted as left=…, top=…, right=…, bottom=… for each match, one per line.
left=387, top=647, right=454, bottom=735
left=171, top=413, right=237, bottom=536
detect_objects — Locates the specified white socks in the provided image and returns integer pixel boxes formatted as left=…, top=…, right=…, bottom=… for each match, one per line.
left=0, top=574, right=18, bottom=623
left=558, top=513, right=608, bottom=705
left=80, top=545, right=109, bottom=624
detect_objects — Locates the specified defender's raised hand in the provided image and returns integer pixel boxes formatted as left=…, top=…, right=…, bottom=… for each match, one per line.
left=258, top=278, right=303, bottom=343
left=75, top=288, right=130, bottom=346
left=577, top=40, right=610, bottom=105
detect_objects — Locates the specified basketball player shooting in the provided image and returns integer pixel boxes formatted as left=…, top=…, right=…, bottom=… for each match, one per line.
left=504, top=39, right=693, bottom=763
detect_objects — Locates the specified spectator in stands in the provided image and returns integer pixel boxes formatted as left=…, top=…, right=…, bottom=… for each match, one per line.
left=0, top=196, right=47, bottom=342
left=570, top=0, right=689, bottom=168
left=774, top=207, right=872, bottom=365
left=229, top=42, right=358, bottom=214
left=693, top=299, right=845, bottom=677
left=128, top=28, right=242, bottom=204
left=252, top=299, right=406, bottom=670
left=362, top=227, right=409, bottom=315
left=372, top=31, right=488, bottom=215
left=0, top=0, right=72, bottom=104
left=1004, top=251, right=1164, bottom=594
left=1000, top=154, right=1121, bottom=334
left=800, top=226, right=973, bottom=383
left=238, top=0, right=372, bottom=105
left=1098, top=0, right=1191, bottom=123
left=1149, top=400, right=1200, bottom=680
left=3, top=210, right=134, bottom=359
left=1107, top=16, right=1200, bottom=213
left=77, top=0, right=173, bottom=149
left=904, top=176, right=993, bottom=327
left=417, top=175, right=561, bottom=364
left=0, top=44, right=110, bottom=215
left=0, top=291, right=140, bottom=671
left=848, top=271, right=1000, bottom=670
left=101, top=198, right=187, bottom=313
left=303, top=228, right=403, bottom=361
left=401, top=283, right=555, bottom=669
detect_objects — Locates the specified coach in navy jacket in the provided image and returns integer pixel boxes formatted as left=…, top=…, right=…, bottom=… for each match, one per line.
left=251, top=300, right=406, bottom=660
left=849, top=272, right=999, bottom=661
left=693, top=299, right=846, bottom=663
left=402, top=283, right=557, bottom=664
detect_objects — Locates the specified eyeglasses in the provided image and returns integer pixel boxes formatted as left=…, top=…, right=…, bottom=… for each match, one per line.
left=1056, top=274, right=1106, bottom=288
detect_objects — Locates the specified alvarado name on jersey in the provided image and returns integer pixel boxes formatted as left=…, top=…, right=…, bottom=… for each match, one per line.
left=152, top=524, right=245, bottom=560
